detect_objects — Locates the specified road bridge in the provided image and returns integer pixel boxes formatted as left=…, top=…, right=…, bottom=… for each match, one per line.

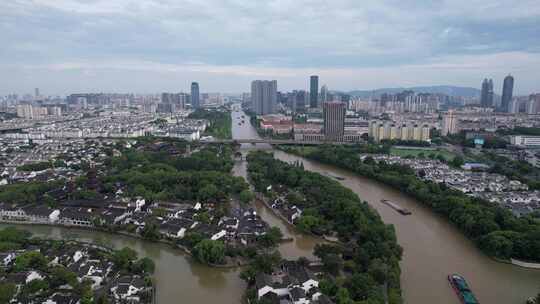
left=204, top=139, right=357, bottom=145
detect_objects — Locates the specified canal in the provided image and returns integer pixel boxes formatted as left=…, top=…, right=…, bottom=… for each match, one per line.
left=2, top=109, right=537, bottom=304
left=231, top=109, right=540, bottom=304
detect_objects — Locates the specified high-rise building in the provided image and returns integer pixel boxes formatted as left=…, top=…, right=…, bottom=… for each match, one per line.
left=320, top=85, right=328, bottom=104
left=251, top=80, right=277, bottom=115
left=34, top=88, right=40, bottom=98
left=529, top=94, right=540, bottom=114
left=323, top=101, right=346, bottom=141
left=289, top=90, right=307, bottom=112
left=501, top=75, right=514, bottom=112
left=480, top=78, right=494, bottom=107
left=310, top=75, right=319, bottom=108
left=442, top=111, right=458, bottom=136
left=191, top=82, right=200, bottom=108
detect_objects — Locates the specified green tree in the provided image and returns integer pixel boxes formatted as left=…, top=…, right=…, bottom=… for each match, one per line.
left=450, top=156, right=464, bottom=168
left=20, top=279, right=48, bottom=297
left=141, top=221, right=160, bottom=241
left=0, top=283, right=16, bottom=304
left=49, top=266, right=78, bottom=288
left=198, top=184, right=219, bottom=201
left=192, top=240, right=225, bottom=265
left=296, top=215, right=322, bottom=232
left=257, top=227, right=283, bottom=247
left=322, top=253, right=343, bottom=276
left=13, top=251, right=48, bottom=272
left=132, top=257, right=155, bottom=274
left=0, top=227, right=31, bottom=244
left=336, top=288, right=354, bottom=304
left=239, top=190, right=255, bottom=204
left=478, top=232, right=514, bottom=259
left=112, top=247, right=138, bottom=271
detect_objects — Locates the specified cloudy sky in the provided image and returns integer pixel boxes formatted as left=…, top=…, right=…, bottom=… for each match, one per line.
left=1, top=0, right=539, bottom=95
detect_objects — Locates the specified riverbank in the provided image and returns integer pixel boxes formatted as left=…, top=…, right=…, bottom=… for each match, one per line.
left=254, top=193, right=340, bottom=245
left=0, top=219, right=254, bottom=269
left=280, top=145, right=540, bottom=263
left=246, top=150, right=404, bottom=303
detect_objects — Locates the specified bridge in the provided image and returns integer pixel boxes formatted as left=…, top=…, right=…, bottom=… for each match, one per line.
left=203, top=139, right=357, bottom=146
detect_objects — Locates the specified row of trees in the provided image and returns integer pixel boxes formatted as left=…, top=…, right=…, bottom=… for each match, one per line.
left=246, top=151, right=403, bottom=304
left=286, top=145, right=540, bottom=262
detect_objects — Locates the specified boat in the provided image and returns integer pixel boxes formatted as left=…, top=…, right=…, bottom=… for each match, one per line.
left=448, top=274, right=480, bottom=304
left=380, top=199, right=412, bottom=215
left=324, top=172, right=346, bottom=181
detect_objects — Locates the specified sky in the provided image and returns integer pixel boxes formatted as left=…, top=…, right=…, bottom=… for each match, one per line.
left=1, top=0, right=539, bottom=96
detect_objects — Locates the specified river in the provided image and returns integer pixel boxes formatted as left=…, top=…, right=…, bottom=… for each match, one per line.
left=230, top=109, right=540, bottom=304
left=2, top=110, right=538, bottom=304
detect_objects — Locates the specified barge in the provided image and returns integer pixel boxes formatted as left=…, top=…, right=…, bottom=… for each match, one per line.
left=380, top=199, right=412, bottom=215
left=448, top=274, right=479, bottom=304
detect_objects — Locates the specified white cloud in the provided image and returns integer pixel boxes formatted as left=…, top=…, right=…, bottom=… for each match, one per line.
left=0, top=0, right=539, bottom=94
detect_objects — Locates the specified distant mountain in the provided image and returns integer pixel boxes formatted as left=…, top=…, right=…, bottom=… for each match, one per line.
left=345, top=85, right=481, bottom=98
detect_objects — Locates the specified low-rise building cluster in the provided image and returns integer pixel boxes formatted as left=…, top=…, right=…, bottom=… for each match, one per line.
left=0, top=241, right=152, bottom=304
left=363, top=155, right=539, bottom=216
left=0, top=138, right=122, bottom=185
left=255, top=260, right=333, bottom=304
left=1, top=112, right=208, bottom=141
left=0, top=193, right=272, bottom=250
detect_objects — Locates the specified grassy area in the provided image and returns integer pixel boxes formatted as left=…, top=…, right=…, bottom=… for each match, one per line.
left=390, top=147, right=456, bottom=161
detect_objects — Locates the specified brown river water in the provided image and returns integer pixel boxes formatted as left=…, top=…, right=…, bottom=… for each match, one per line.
left=1, top=109, right=537, bottom=304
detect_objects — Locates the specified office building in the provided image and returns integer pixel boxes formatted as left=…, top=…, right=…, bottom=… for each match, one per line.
left=480, top=78, right=494, bottom=107
left=289, top=90, right=307, bottom=112
left=442, top=111, right=458, bottom=136
left=528, top=94, right=540, bottom=114
left=191, top=82, right=200, bottom=108
left=320, top=85, right=328, bottom=104
left=310, top=76, right=319, bottom=108
left=323, top=101, right=346, bottom=141
left=251, top=80, right=277, bottom=115
left=34, top=88, right=40, bottom=98
left=501, top=75, right=514, bottom=112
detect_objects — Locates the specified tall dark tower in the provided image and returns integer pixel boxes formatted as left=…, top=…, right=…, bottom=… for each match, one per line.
left=191, top=82, right=200, bottom=108
left=501, top=75, right=514, bottom=112
left=323, top=101, right=346, bottom=142
left=310, top=75, right=319, bottom=108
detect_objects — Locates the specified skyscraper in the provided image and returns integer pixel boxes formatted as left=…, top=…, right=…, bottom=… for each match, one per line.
left=34, top=88, right=40, bottom=98
left=320, top=85, right=328, bottom=103
left=480, top=78, right=494, bottom=107
left=251, top=80, right=277, bottom=115
left=191, top=82, right=200, bottom=108
left=310, top=75, right=319, bottom=108
left=501, top=75, right=514, bottom=112
left=323, top=101, right=346, bottom=142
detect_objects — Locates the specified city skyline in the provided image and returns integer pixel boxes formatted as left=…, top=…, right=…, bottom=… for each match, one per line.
left=1, top=0, right=540, bottom=95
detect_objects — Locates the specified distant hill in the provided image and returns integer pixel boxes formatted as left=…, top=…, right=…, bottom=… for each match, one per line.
left=345, top=85, right=481, bottom=98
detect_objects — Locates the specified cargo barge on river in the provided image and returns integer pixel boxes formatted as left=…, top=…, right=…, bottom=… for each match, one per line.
left=448, top=274, right=480, bottom=304
left=380, top=199, right=412, bottom=215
